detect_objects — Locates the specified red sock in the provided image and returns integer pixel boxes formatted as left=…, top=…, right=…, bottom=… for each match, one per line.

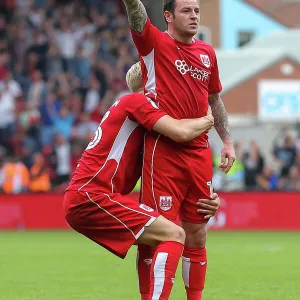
left=137, top=245, right=155, bottom=300
left=149, top=241, right=184, bottom=300
left=182, top=247, right=207, bottom=300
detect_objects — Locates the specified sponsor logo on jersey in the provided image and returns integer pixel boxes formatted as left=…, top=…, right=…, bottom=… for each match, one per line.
left=139, top=204, right=154, bottom=212
left=200, top=261, right=207, bottom=265
left=174, top=60, right=209, bottom=82
left=200, top=54, right=211, bottom=68
left=159, top=196, right=172, bottom=211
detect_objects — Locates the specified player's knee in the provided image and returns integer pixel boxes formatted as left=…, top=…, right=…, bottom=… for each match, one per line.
left=175, top=226, right=186, bottom=244
left=165, top=224, right=186, bottom=244
left=184, top=225, right=207, bottom=248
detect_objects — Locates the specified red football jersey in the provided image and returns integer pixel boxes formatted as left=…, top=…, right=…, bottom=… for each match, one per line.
left=67, top=93, right=166, bottom=194
left=131, top=19, right=222, bottom=146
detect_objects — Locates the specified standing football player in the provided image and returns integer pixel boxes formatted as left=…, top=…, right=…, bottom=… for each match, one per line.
left=122, top=0, right=236, bottom=299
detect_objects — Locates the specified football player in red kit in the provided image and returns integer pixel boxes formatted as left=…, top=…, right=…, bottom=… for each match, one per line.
left=63, top=62, right=219, bottom=300
left=122, top=0, right=236, bottom=299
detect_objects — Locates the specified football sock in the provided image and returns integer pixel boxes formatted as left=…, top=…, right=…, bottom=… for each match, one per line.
left=137, top=244, right=155, bottom=300
left=148, top=241, right=184, bottom=300
left=182, top=247, right=207, bottom=300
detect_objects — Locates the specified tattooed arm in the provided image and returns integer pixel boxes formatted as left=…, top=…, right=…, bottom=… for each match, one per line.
left=208, top=93, right=236, bottom=173
left=208, top=93, right=232, bottom=142
left=122, top=0, right=148, bottom=34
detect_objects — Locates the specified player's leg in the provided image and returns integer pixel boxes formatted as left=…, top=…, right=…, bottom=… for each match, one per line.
left=65, top=190, right=185, bottom=300
left=136, top=244, right=155, bottom=300
left=64, top=191, right=161, bottom=259
left=137, top=215, right=184, bottom=246
left=138, top=133, right=189, bottom=299
left=181, top=221, right=207, bottom=300
left=64, top=190, right=184, bottom=300
left=180, top=146, right=213, bottom=300
left=137, top=215, right=185, bottom=300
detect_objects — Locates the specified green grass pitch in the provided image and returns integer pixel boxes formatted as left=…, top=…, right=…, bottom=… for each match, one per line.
left=1, top=231, right=299, bottom=300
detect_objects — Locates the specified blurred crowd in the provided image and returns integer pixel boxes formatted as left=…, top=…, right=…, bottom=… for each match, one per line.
left=0, top=0, right=144, bottom=193
left=0, top=0, right=299, bottom=194
left=213, top=128, right=300, bottom=192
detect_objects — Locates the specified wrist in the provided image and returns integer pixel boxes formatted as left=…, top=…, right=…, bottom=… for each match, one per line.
left=223, top=139, right=234, bottom=145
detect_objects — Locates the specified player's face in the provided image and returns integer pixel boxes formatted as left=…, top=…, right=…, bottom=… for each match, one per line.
left=172, top=0, right=200, bottom=37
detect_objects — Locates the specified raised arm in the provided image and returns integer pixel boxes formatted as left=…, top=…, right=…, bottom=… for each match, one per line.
left=153, top=114, right=214, bottom=143
left=208, top=93, right=236, bottom=172
left=122, top=0, right=148, bottom=34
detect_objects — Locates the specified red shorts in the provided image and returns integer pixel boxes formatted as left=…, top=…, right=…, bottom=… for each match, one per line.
left=141, top=133, right=213, bottom=223
left=63, top=191, right=159, bottom=259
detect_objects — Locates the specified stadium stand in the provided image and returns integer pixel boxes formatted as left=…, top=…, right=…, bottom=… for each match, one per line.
left=0, top=0, right=299, bottom=193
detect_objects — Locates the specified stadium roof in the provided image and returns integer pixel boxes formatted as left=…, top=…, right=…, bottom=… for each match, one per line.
left=217, top=29, right=300, bottom=94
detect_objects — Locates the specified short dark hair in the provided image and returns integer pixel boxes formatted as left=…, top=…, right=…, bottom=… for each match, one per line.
left=163, top=0, right=176, bottom=24
left=163, top=0, right=176, bottom=14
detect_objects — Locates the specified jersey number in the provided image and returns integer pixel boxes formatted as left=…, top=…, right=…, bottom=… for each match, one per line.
left=86, top=111, right=110, bottom=150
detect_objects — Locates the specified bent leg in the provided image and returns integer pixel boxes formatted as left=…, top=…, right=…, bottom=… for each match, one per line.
left=137, top=215, right=185, bottom=246
left=137, top=216, right=185, bottom=300
left=137, top=245, right=155, bottom=300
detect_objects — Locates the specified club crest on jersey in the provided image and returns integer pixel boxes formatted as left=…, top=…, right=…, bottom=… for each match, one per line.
left=200, top=54, right=211, bottom=68
left=139, top=204, right=154, bottom=212
left=159, top=196, right=172, bottom=211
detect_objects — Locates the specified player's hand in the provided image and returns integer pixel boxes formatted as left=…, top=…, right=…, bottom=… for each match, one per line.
left=219, top=140, right=236, bottom=174
left=197, top=193, right=220, bottom=219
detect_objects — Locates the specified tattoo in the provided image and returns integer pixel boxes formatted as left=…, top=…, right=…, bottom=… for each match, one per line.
left=208, top=93, right=232, bottom=142
left=123, top=0, right=148, bottom=34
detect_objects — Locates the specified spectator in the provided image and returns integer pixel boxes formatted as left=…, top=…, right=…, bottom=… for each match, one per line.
left=46, top=42, right=63, bottom=79
left=95, top=63, right=108, bottom=98
left=72, top=112, right=97, bottom=144
left=39, top=91, right=60, bottom=146
left=0, top=14, right=7, bottom=40
left=243, top=141, right=264, bottom=190
left=28, top=4, right=45, bottom=28
left=53, top=134, right=71, bottom=186
left=273, top=135, right=297, bottom=178
left=1, top=71, right=22, bottom=100
left=280, top=165, right=300, bottom=191
left=24, top=51, right=42, bottom=79
left=11, top=21, right=30, bottom=70
left=74, top=14, right=96, bottom=44
left=53, top=105, right=75, bottom=140
left=256, top=166, right=280, bottom=191
left=0, top=76, right=17, bottom=150
left=84, top=74, right=101, bottom=113
left=27, top=69, right=46, bottom=109
left=29, top=152, right=51, bottom=193
left=0, top=48, right=9, bottom=82
left=71, top=47, right=91, bottom=83
left=0, top=157, right=30, bottom=194
left=55, top=19, right=76, bottom=71
left=90, top=102, right=105, bottom=123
